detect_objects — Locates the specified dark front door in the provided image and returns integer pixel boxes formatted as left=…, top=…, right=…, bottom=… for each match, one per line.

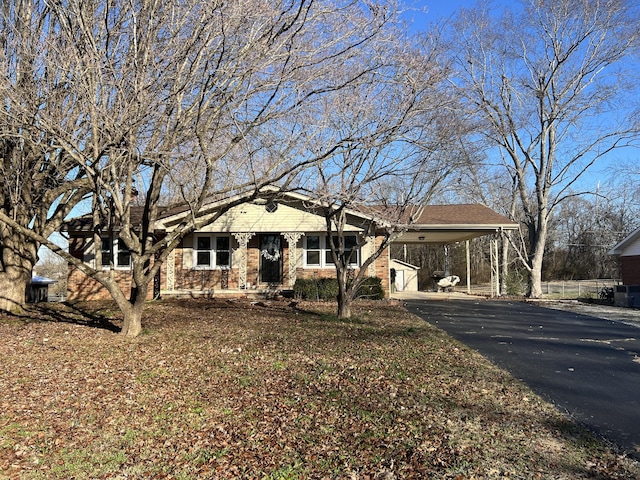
left=259, top=234, right=283, bottom=284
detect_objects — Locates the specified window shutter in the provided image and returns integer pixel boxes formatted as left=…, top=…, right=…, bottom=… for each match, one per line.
left=182, top=235, right=193, bottom=269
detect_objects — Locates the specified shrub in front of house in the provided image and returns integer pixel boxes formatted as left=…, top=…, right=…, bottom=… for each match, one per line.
left=293, top=278, right=315, bottom=300
left=294, top=277, right=384, bottom=301
left=294, top=278, right=337, bottom=301
left=356, top=276, right=384, bottom=300
left=317, top=277, right=339, bottom=300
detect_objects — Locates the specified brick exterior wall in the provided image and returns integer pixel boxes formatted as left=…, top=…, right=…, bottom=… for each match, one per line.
left=67, top=233, right=391, bottom=299
left=621, top=256, right=640, bottom=285
left=66, top=265, right=154, bottom=301
left=374, top=236, right=390, bottom=296
left=66, top=236, right=156, bottom=301
left=174, top=238, right=240, bottom=290
left=246, top=236, right=261, bottom=287
left=172, top=236, right=291, bottom=290
left=293, top=235, right=390, bottom=298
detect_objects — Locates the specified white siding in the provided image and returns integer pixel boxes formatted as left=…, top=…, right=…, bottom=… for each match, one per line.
left=197, top=202, right=363, bottom=233
left=621, top=236, right=640, bottom=257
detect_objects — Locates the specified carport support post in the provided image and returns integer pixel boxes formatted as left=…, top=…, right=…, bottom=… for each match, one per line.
left=443, top=244, right=450, bottom=276
left=466, top=240, right=471, bottom=294
left=490, top=237, right=500, bottom=297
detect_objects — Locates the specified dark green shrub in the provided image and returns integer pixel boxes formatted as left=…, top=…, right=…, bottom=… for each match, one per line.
left=294, top=278, right=337, bottom=301
left=505, top=269, right=526, bottom=295
left=317, top=278, right=339, bottom=301
left=293, top=276, right=384, bottom=301
left=293, top=278, right=317, bottom=300
left=356, top=276, right=384, bottom=300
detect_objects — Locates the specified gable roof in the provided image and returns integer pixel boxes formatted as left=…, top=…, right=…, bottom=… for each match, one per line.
left=608, top=226, right=640, bottom=256
left=61, top=192, right=518, bottom=245
left=61, top=188, right=383, bottom=234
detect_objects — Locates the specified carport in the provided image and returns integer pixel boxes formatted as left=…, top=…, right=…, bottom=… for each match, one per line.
left=391, top=204, right=519, bottom=296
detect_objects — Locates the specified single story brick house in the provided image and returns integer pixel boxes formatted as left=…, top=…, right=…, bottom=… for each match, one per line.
left=62, top=192, right=517, bottom=300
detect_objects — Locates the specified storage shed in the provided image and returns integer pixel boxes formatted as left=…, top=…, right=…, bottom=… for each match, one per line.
left=389, top=259, right=419, bottom=292
left=27, top=276, right=57, bottom=303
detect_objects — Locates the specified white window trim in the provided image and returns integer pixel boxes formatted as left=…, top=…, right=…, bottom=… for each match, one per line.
left=193, top=234, right=231, bottom=270
left=303, top=234, right=360, bottom=268
left=100, top=236, right=131, bottom=270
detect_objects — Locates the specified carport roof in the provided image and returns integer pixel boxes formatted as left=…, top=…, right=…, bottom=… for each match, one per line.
left=393, top=204, right=518, bottom=244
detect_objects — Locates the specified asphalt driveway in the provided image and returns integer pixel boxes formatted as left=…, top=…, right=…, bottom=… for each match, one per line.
left=404, top=298, right=640, bottom=457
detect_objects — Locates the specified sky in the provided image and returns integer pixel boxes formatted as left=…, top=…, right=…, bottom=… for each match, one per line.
left=402, top=0, right=481, bottom=33
left=403, top=0, right=638, bottom=196
left=45, top=0, right=639, bottom=253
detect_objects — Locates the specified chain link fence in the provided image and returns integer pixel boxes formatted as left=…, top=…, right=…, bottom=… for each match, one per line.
left=468, top=279, right=621, bottom=299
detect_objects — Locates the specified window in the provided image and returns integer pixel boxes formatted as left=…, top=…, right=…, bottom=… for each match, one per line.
left=100, top=237, right=112, bottom=267
left=215, top=236, right=230, bottom=267
left=100, top=236, right=131, bottom=269
left=306, top=235, right=321, bottom=266
left=117, top=242, right=131, bottom=268
left=304, top=234, right=359, bottom=268
left=194, top=235, right=231, bottom=269
left=326, top=235, right=359, bottom=266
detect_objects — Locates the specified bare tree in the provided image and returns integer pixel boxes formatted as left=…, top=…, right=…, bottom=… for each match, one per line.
left=450, top=0, right=640, bottom=297
left=548, top=182, right=640, bottom=280
left=0, top=0, right=406, bottom=335
left=0, top=1, right=91, bottom=313
left=304, top=30, right=464, bottom=318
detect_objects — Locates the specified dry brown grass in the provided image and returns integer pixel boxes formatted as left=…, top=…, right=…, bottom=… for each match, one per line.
left=0, top=298, right=638, bottom=479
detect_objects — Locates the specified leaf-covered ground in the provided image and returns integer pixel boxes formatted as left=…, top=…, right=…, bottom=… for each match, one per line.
left=1, top=299, right=638, bottom=479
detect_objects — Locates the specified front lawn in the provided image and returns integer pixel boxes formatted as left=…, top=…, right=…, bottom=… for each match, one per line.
left=0, top=299, right=637, bottom=479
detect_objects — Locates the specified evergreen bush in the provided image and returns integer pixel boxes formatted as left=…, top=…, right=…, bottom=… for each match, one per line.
left=356, top=276, right=384, bottom=300
left=293, top=276, right=384, bottom=301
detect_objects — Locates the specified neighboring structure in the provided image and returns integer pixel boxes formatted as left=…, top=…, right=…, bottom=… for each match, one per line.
left=62, top=192, right=518, bottom=301
left=608, top=228, right=640, bottom=307
left=26, top=276, right=57, bottom=303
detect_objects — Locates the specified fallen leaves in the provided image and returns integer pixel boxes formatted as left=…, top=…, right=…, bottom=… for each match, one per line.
left=0, top=298, right=638, bottom=479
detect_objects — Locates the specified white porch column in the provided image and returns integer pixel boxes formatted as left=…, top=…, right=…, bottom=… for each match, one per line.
left=232, top=232, right=255, bottom=289
left=366, top=235, right=376, bottom=276
left=283, top=232, right=304, bottom=287
left=166, top=249, right=176, bottom=291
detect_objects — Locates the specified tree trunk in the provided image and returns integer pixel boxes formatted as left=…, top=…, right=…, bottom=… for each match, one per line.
left=118, top=282, right=148, bottom=337
left=120, top=302, right=144, bottom=337
left=528, top=220, right=548, bottom=299
left=335, top=263, right=353, bottom=319
left=0, top=232, right=38, bottom=313
left=529, top=258, right=544, bottom=298
left=0, top=268, right=30, bottom=313
left=337, top=288, right=352, bottom=319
